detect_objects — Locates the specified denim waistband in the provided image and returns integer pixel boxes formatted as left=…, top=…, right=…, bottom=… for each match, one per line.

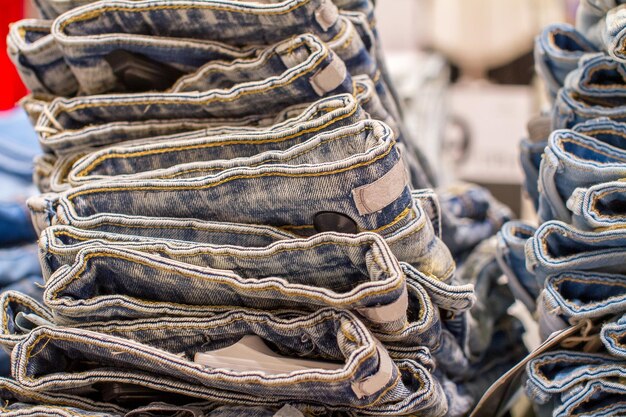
left=525, top=350, right=626, bottom=403
left=42, top=232, right=410, bottom=329
left=36, top=33, right=351, bottom=132
left=48, top=0, right=344, bottom=95
left=28, top=120, right=412, bottom=235
left=11, top=309, right=448, bottom=415
left=7, top=19, right=79, bottom=97
left=526, top=220, right=626, bottom=283
left=37, top=87, right=364, bottom=158
left=567, top=180, right=626, bottom=230
left=46, top=96, right=368, bottom=192
left=543, top=271, right=626, bottom=322
left=36, top=184, right=455, bottom=282
left=534, top=23, right=598, bottom=99
left=496, top=221, right=539, bottom=311
left=538, top=126, right=626, bottom=223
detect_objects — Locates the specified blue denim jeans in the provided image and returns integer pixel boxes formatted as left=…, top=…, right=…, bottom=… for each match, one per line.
left=534, top=23, right=598, bottom=99
left=40, top=94, right=369, bottom=192
left=520, top=115, right=552, bottom=210
left=526, top=220, right=626, bottom=285
left=496, top=221, right=539, bottom=312
left=437, top=183, right=514, bottom=258
left=11, top=309, right=449, bottom=415
left=568, top=180, right=626, bottom=230
left=537, top=121, right=626, bottom=223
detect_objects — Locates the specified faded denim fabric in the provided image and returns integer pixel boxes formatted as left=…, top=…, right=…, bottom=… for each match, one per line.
left=576, top=0, right=626, bottom=47
left=568, top=180, right=626, bottom=230
left=496, top=221, right=539, bottom=311
left=526, top=350, right=626, bottom=405
left=41, top=233, right=411, bottom=332
left=41, top=94, right=369, bottom=192
left=537, top=122, right=626, bottom=223
left=534, top=23, right=598, bottom=99
left=11, top=309, right=449, bottom=415
left=34, top=33, right=351, bottom=143
left=553, top=87, right=626, bottom=129
left=7, top=19, right=79, bottom=97
left=526, top=220, right=626, bottom=285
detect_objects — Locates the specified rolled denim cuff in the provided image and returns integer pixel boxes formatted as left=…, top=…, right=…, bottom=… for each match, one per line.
left=565, top=52, right=626, bottom=100
left=534, top=24, right=598, bottom=98
left=526, top=220, right=626, bottom=285
left=544, top=271, right=626, bottom=322
left=525, top=350, right=626, bottom=403
left=553, top=88, right=626, bottom=130
left=568, top=181, right=626, bottom=230
left=538, top=126, right=626, bottom=223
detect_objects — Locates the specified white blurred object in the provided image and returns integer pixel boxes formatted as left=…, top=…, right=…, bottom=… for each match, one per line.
left=385, top=51, right=450, bottom=179
left=445, top=81, right=532, bottom=185
left=431, top=0, right=566, bottom=73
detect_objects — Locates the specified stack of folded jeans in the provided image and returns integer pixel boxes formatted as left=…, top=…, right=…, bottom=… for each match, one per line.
left=498, top=1, right=626, bottom=415
left=1, top=0, right=523, bottom=415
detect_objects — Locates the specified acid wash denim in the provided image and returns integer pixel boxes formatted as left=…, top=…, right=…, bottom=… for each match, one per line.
left=34, top=32, right=351, bottom=141
left=534, top=23, right=598, bottom=99
left=34, top=76, right=382, bottom=159
left=36, top=225, right=471, bottom=372
left=537, top=122, right=626, bottom=223
left=47, top=0, right=344, bottom=95
left=6, top=19, right=79, bottom=97
left=568, top=180, right=626, bottom=230
left=11, top=309, right=449, bottom=416
left=31, top=0, right=373, bottom=20
left=40, top=233, right=411, bottom=331
left=496, top=221, right=540, bottom=312
left=41, top=94, right=369, bottom=192
left=48, top=0, right=384, bottom=101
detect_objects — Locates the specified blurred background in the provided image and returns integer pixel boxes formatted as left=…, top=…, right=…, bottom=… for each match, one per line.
left=0, top=0, right=579, bottom=220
